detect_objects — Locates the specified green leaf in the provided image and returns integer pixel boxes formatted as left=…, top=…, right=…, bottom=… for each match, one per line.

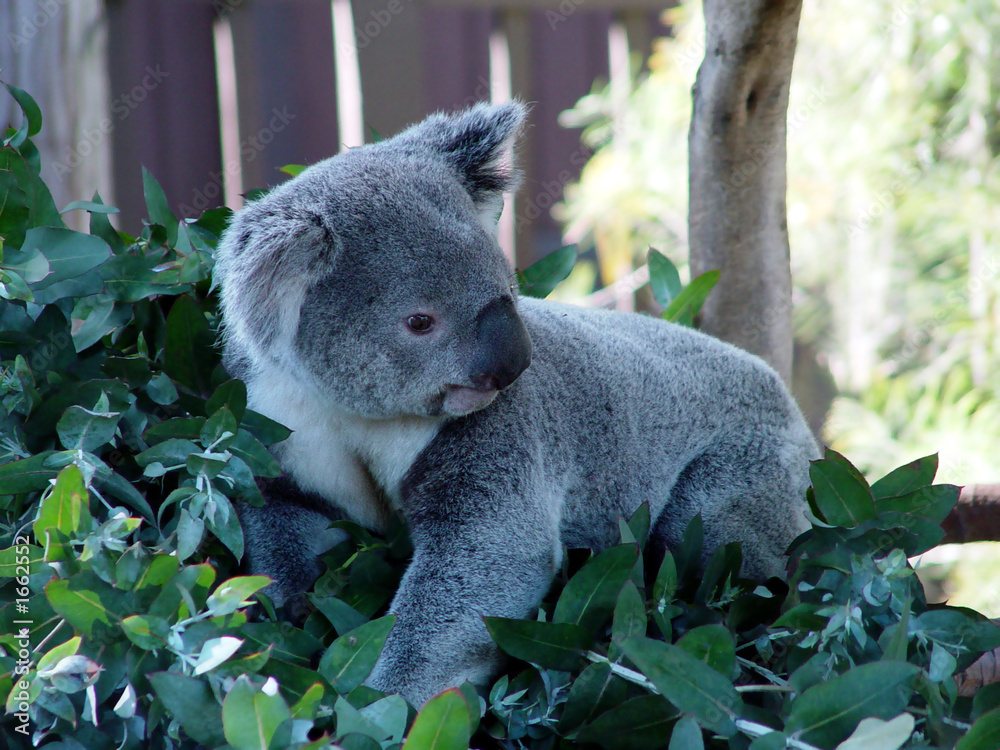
left=164, top=295, right=217, bottom=397
left=4, top=83, right=43, bottom=148
left=228, top=429, right=282, bottom=477
left=201, top=407, right=238, bottom=449
left=142, top=167, right=179, bottom=245
left=576, top=694, right=678, bottom=749
left=335, top=695, right=391, bottom=743
left=21, top=226, right=111, bottom=293
left=176, top=508, right=205, bottom=561
left=516, top=244, right=577, bottom=298
left=648, top=248, right=682, bottom=308
left=312, top=595, right=369, bottom=635
left=60, top=200, right=121, bottom=215
left=652, top=550, right=677, bottom=610
left=291, top=683, right=325, bottom=720
left=882, top=596, right=912, bottom=662
left=553, top=544, right=639, bottom=633
left=626, top=502, right=651, bottom=547
left=0, top=143, right=61, bottom=226
left=403, top=688, right=471, bottom=750
left=208, top=379, right=248, bottom=423
left=621, top=637, right=741, bottom=736
left=662, top=270, right=720, bottom=326
left=809, top=456, right=876, bottom=528
left=669, top=715, right=704, bottom=750
left=748, top=732, right=786, bottom=750
left=875, top=484, right=958, bottom=524
left=784, top=661, right=919, bottom=747
left=35, top=635, right=82, bottom=673
left=676, top=625, right=736, bottom=677
left=88, top=191, right=125, bottom=253
left=45, top=570, right=133, bottom=637
left=33, top=464, right=91, bottom=539
left=557, top=661, right=624, bottom=735
left=70, top=294, right=131, bottom=351
left=0, top=169, right=29, bottom=249
left=318, top=614, right=396, bottom=694
left=149, top=671, right=226, bottom=747
left=242, top=409, right=292, bottom=446
left=56, top=403, right=120, bottom=451
left=1, top=243, right=49, bottom=282
left=609, top=580, right=646, bottom=662
left=0, top=451, right=58, bottom=494
left=912, top=609, right=1000, bottom=654
left=279, top=164, right=307, bottom=177
left=135, top=438, right=200, bottom=469
left=485, top=617, right=592, bottom=672
left=957, top=707, right=1000, bottom=750
left=871, top=454, right=938, bottom=499
left=100, top=254, right=176, bottom=303
left=207, top=575, right=273, bottom=616
left=674, top=514, right=704, bottom=588
left=773, top=603, right=828, bottom=631
left=121, top=613, right=170, bottom=649
left=222, top=675, right=292, bottom=750
left=146, top=371, right=180, bottom=405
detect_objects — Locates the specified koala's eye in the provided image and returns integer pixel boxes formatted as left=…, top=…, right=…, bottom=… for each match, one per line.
left=406, top=314, right=434, bottom=333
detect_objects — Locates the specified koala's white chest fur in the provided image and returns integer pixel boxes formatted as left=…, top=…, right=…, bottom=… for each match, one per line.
left=249, top=365, right=442, bottom=530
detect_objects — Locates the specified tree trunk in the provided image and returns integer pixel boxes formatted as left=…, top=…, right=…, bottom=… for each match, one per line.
left=687, top=0, right=803, bottom=385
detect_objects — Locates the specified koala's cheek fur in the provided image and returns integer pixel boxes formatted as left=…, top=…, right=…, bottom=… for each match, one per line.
left=215, top=100, right=819, bottom=708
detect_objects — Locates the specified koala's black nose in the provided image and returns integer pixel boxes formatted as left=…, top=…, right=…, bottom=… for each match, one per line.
left=471, top=297, right=532, bottom=391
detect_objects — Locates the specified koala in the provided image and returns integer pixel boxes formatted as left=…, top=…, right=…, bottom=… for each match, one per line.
left=212, top=101, right=818, bottom=707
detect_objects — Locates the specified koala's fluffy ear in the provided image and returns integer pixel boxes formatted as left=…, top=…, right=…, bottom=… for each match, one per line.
left=392, top=100, right=528, bottom=227
left=214, top=209, right=339, bottom=361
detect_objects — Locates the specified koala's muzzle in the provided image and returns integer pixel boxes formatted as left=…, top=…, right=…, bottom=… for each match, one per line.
left=470, top=297, right=532, bottom=392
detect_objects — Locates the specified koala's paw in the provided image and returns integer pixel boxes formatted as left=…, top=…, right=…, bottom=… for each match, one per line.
left=278, top=592, right=313, bottom=625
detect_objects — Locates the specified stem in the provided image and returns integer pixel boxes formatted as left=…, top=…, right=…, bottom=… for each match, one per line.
left=584, top=651, right=658, bottom=693
left=737, top=655, right=793, bottom=688
left=734, top=684, right=795, bottom=693
left=908, top=706, right=972, bottom=731
left=34, top=618, right=68, bottom=653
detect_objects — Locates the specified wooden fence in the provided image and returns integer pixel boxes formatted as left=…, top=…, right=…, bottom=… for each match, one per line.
left=96, top=0, right=668, bottom=266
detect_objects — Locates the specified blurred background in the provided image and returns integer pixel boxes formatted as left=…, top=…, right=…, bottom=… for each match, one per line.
left=1, top=0, right=998, bottom=609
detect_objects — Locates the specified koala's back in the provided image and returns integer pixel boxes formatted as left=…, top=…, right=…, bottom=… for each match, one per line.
left=510, top=298, right=817, bottom=566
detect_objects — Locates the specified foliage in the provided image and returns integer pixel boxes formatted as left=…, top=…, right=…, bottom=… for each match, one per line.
left=557, top=0, right=1000, bottom=484
left=3, top=83, right=1000, bottom=750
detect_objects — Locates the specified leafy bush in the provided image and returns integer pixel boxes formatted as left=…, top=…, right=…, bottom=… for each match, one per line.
left=3, top=83, right=1000, bottom=750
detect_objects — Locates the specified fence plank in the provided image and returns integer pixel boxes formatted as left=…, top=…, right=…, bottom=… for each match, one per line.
left=228, top=0, right=339, bottom=198
left=106, top=0, right=221, bottom=228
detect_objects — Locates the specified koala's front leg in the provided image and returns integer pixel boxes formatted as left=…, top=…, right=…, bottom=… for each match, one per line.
left=366, top=469, right=560, bottom=706
left=237, top=476, right=349, bottom=619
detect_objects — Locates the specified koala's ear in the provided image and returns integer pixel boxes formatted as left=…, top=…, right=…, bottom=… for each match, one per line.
left=214, top=208, right=340, bottom=360
left=393, top=100, right=528, bottom=226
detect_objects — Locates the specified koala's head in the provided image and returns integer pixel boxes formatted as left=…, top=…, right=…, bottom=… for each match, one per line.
left=214, top=102, right=532, bottom=420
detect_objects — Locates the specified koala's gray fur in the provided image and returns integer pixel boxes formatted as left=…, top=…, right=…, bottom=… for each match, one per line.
left=213, top=101, right=818, bottom=707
